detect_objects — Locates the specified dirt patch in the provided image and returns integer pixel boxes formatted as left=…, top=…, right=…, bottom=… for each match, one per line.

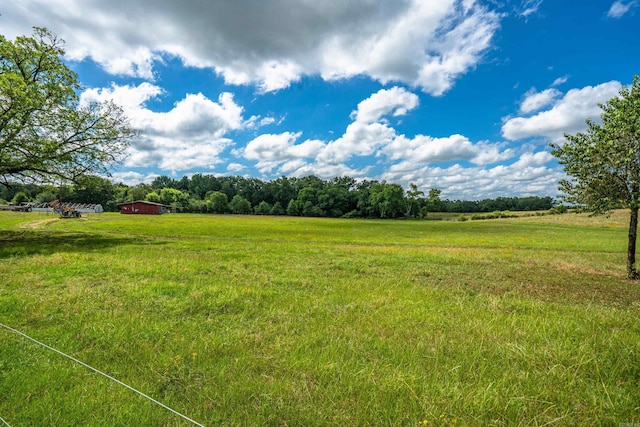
left=551, top=261, right=623, bottom=278
left=20, top=218, right=58, bottom=229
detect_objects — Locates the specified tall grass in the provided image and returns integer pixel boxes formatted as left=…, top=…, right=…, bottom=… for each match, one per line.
left=1, top=211, right=639, bottom=425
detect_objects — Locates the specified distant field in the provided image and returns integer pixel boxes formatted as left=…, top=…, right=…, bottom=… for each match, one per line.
left=1, top=211, right=639, bottom=426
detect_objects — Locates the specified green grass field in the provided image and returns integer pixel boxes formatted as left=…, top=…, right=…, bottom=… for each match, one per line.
left=1, top=211, right=639, bottom=426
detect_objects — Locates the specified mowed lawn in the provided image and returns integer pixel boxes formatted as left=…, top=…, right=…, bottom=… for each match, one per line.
left=0, top=211, right=639, bottom=426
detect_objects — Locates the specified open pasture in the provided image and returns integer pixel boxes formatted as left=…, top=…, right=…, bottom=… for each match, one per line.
left=0, top=211, right=639, bottom=426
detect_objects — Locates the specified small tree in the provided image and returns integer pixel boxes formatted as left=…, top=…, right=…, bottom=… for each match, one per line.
left=159, top=188, right=188, bottom=207
left=206, top=191, right=228, bottom=214
left=230, top=195, right=252, bottom=214
left=254, top=201, right=272, bottom=215
left=270, top=201, right=285, bottom=216
left=405, top=183, right=424, bottom=217
left=0, top=28, right=135, bottom=186
left=425, top=188, right=442, bottom=213
left=369, top=182, right=405, bottom=218
left=551, top=75, right=640, bottom=279
left=69, top=175, right=116, bottom=205
left=35, top=191, right=56, bottom=203
left=145, top=191, right=161, bottom=203
left=287, top=199, right=301, bottom=216
left=12, top=191, right=30, bottom=205
left=187, top=198, right=206, bottom=213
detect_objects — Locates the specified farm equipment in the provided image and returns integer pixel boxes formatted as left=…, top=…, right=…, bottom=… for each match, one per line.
left=49, top=200, right=81, bottom=218
left=0, top=204, right=32, bottom=212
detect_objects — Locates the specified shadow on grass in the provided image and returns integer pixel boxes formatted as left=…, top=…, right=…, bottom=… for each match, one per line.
left=0, top=230, right=165, bottom=259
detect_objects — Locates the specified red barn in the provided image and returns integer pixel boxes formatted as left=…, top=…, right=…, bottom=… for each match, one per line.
left=119, top=201, right=172, bottom=215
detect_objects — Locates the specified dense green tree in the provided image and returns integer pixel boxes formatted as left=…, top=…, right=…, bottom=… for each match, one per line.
left=186, top=198, right=206, bottom=213
left=405, top=183, right=424, bottom=217
left=265, top=176, right=297, bottom=207
left=254, top=201, right=272, bottom=215
left=370, top=182, right=405, bottom=218
left=220, top=181, right=234, bottom=200
left=0, top=185, right=9, bottom=203
left=515, top=196, right=553, bottom=211
left=0, top=28, right=135, bottom=186
left=287, top=199, right=301, bottom=216
left=111, top=183, right=129, bottom=203
left=235, top=177, right=265, bottom=206
left=270, top=201, right=285, bottom=215
left=145, top=191, right=161, bottom=203
left=298, top=175, right=325, bottom=191
left=297, top=187, right=317, bottom=206
left=317, top=185, right=350, bottom=217
left=551, top=75, right=640, bottom=279
left=159, top=188, right=189, bottom=208
left=354, top=179, right=378, bottom=217
left=206, top=191, right=229, bottom=213
left=0, top=183, right=35, bottom=202
left=188, top=174, right=221, bottom=199
left=68, top=175, right=115, bottom=205
left=35, top=190, right=56, bottom=203
left=302, top=201, right=324, bottom=217
left=12, top=191, right=29, bottom=204
left=151, top=175, right=177, bottom=190
left=331, top=176, right=356, bottom=189
left=231, top=195, right=252, bottom=214
left=424, top=188, right=442, bottom=213
left=176, top=176, right=190, bottom=191
left=103, top=182, right=130, bottom=211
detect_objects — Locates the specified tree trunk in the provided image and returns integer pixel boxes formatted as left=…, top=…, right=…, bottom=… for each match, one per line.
left=628, top=206, right=639, bottom=279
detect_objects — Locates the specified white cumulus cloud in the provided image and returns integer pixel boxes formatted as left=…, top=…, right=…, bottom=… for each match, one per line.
left=243, top=133, right=325, bottom=174
left=519, top=88, right=561, bottom=114
left=81, top=83, right=246, bottom=172
left=317, top=122, right=398, bottom=164
left=352, top=87, right=420, bottom=123
left=2, top=0, right=501, bottom=94
left=383, top=134, right=513, bottom=165
left=226, top=163, right=246, bottom=173
left=502, top=81, right=622, bottom=141
left=380, top=151, right=562, bottom=199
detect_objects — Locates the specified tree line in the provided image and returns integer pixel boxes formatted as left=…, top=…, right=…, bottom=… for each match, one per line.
left=1, top=174, right=556, bottom=218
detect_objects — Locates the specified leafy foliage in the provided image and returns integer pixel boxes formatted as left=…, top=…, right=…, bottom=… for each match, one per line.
left=551, top=75, right=640, bottom=278
left=205, top=191, right=229, bottom=213
left=0, top=28, right=135, bottom=185
left=230, top=195, right=251, bottom=214
left=551, top=75, right=640, bottom=213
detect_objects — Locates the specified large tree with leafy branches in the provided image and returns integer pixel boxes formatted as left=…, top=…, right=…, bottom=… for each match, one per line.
left=551, top=75, right=640, bottom=279
left=0, top=27, right=135, bottom=186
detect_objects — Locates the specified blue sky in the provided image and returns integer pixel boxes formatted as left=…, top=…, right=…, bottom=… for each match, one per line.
left=4, top=0, right=639, bottom=199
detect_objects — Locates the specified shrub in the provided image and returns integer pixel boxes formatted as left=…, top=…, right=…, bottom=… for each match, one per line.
left=269, top=202, right=285, bottom=216
left=12, top=192, right=30, bottom=205
left=254, top=201, right=272, bottom=215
